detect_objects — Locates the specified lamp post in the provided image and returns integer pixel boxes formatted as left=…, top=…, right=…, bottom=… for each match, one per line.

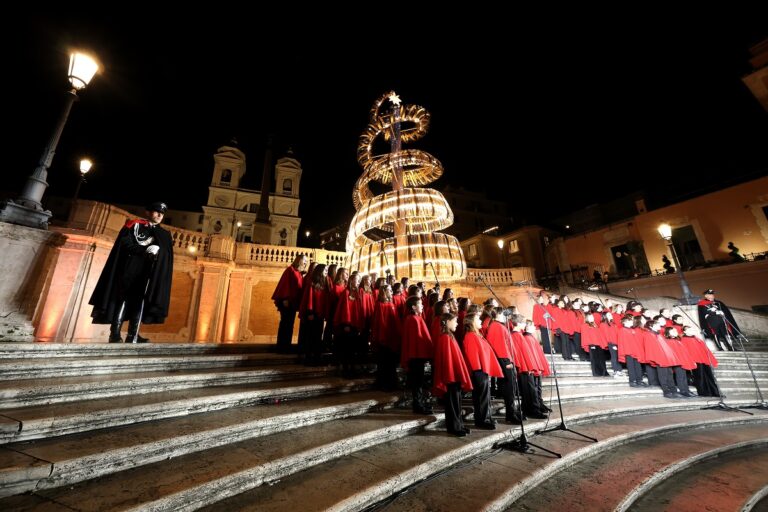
left=497, top=239, right=505, bottom=268
left=0, top=51, right=98, bottom=229
left=658, top=223, right=697, bottom=305
left=72, top=158, right=93, bottom=205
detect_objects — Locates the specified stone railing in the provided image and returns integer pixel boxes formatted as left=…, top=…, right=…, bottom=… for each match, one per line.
left=167, top=226, right=210, bottom=255
left=465, top=267, right=536, bottom=286
left=234, top=242, right=347, bottom=268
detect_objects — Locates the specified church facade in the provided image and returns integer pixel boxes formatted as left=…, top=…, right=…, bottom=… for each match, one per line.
left=201, top=144, right=302, bottom=246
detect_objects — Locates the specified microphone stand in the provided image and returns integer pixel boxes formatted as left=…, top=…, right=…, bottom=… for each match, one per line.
left=426, top=261, right=441, bottom=296
left=719, top=312, right=767, bottom=410
left=476, top=274, right=561, bottom=458
left=672, top=305, right=752, bottom=415
left=524, top=288, right=598, bottom=446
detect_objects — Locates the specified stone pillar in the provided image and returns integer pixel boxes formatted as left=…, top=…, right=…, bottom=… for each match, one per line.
left=222, top=268, right=249, bottom=343
left=192, top=259, right=233, bottom=342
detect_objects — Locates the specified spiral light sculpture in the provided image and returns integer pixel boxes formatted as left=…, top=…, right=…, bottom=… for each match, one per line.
left=346, top=92, right=466, bottom=282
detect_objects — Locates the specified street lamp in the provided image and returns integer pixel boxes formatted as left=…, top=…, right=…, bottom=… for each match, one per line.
left=657, top=223, right=697, bottom=305
left=497, top=239, right=505, bottom=267
left=72, top=158, right=93, bottom=205
left=0, top=51, right=99, bottom=229
left=232, top=220, right=242, bottom=239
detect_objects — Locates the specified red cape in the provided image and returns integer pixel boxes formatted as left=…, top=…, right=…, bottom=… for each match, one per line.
left=680, top=335, right=718, bottom=367
left=299, top=285, right=328, bottom=321
left=462, top=332, right=503, bottom=377
left=371, top=302, right=401, bottom=352
left=486, top=321, right=515, bottom=361
left=432, top=333, right=473, bottom=397
left=333, top=289, right=364, bottom=332
left=400, top=314, right=434, bottom=367
left=272, top=266, right=304, bottom=309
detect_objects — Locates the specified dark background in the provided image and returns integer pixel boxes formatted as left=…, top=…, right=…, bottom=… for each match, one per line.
left=4, top=11, right=767, bottom=234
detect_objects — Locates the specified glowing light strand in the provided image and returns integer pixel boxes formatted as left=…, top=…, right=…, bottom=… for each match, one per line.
left=346, top=92, right=466, bottom=282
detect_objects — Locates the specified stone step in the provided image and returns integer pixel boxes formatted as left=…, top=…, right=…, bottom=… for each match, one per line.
left=618, top=441, right=768, bottom=511
left=501, top=420, right=768, bottom=511
left=0, top=390, right=401, bottom=498
left=0, top=353, right=296, bottom=380
left=0, top=364, right=343, bottom=409
left=0, top=376, right=374, bottom=443
left=742, top=485, right=768, bottom=512
left=0, top=342, right=274, bottom=359
left=194, top=399, right=768, bottom=512
left=0, top=408, right=442, bottom=512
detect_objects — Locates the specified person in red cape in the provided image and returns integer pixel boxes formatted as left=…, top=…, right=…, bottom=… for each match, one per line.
left=617, top=315, right=645, bottom=388
left=334, top=273, right=364, bottom=378
left=299, top=264, right=329, bottom=366
left=664, top=326, right=698, bottom=397
left=681, top=325, right=721, bottom=397
left=271, top=254, right=307, bottom=353
left=581, top=313, right=609, bottom=377
left=485, top=308, right=524, bottom=424
left=532, top=292, right=553, bottom=354
left=391, top=282, right=406, bottom=319
left=523, top=321, right=553, bottom=415
left=462, top=311, right=503, bottom=430
left=371, top=284, right=401, bottom=390
left=432, top=312, right=473, bottom=437
left=401, top=295, right=434, bottom=414
left=510, top=315, right=548, bottom=419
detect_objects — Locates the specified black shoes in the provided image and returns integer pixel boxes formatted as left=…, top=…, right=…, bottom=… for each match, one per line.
left=475, top=421, right=497, bottom=430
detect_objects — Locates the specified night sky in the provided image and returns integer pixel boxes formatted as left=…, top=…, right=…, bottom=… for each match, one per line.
left=5, top=12, right=768, bottom=235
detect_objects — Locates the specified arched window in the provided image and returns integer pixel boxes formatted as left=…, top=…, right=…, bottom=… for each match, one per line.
left=220, top=169, right=232, bottom=184
left=282, top=178, right=292, bottom=193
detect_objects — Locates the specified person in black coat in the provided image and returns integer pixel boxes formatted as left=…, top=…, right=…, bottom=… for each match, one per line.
left=697, top=289, right=739, bottom=351
left=89, top=202, right=174, bottom=343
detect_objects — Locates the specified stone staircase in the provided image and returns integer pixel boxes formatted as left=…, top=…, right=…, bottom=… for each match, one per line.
left=0, top=344, right=766, bottom=511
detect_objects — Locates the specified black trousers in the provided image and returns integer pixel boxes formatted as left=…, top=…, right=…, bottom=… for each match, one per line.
left=408, top=358, right=432, bottom=412
left=375, top=347, right=400, bottom=390
left=693, top=363, right=721, bottom=397
left=470, top=370, right=493, bottom=426
left=626, top=355, right=643, bottom=385
left=574, top=333, right=588, bottom=361
left=518, top=372, right=544, bottom=416
left=607, top=343, right=622, bottom=372
left=305, top=317, right=325, bottom=363
left=444, top=383, right=465, bottom=433
left=645, top=364, right=660, bottom=386
left=540, top=327, right=552, bottom=354
left=588, top=345, right=608, bottom=376
left=497, top=357, right=521, bottom=421
left=673, top=366, right=690, bottom=394
left=710, top=321, right=734, bottom=351
left=277, top=306, right=297, bottom=351
left=657, top=366, right=676, bottom=395
left=553, top=329, right=563, bottom=354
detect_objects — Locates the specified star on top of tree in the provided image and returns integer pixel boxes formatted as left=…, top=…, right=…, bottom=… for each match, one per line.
left=388, top=92, right=401, bottom=105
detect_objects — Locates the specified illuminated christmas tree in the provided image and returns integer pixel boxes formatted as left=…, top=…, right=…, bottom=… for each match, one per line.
left=346, top=92, right=466, bottom=282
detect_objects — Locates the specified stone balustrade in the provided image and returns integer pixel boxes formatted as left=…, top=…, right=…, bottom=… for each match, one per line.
left=465, top=267, right=536, bottom=286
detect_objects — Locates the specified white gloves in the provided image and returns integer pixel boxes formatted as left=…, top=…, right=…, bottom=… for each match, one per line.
left=146, top=245, right=160, bottom=256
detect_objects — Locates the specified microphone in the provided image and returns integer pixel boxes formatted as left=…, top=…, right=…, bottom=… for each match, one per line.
left=625, top=288, right=634, bottom=293
left=672, top=304, right=682, bottom=308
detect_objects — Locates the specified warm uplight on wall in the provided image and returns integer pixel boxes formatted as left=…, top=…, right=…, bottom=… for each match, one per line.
left=497, top=239, right=504, bottom=249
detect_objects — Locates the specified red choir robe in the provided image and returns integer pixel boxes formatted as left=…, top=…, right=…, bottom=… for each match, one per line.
left=666, top=337, right=698, bottom=371
left=400, top=314, right=434, bottom=368
left=462, top=332, right=504, bottom=377
left=333, top=289, right=364, bottom=334
left=371, top=302, right=401, bottom=353
left=523, top=332, right=551, bottom=376
left=581, top=324, right=608, bottom=351
left=510, top=330, right=536, bottom=373
left=642, top=330, right=678, bottom=368
left=299, top=284, right=328, bottom=321
left=680, top=335, right=719, bottom=367
left=485, top=321, right=515, bottom=361
left=392, top=293, right=406, bottom=319
left=271, top=266, right=303, bottom=309
left=532, top=302, right=547, bottom=328
left=617, top=326, right=644, bottom=363
left=432, top=332, right=473, bottom=397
